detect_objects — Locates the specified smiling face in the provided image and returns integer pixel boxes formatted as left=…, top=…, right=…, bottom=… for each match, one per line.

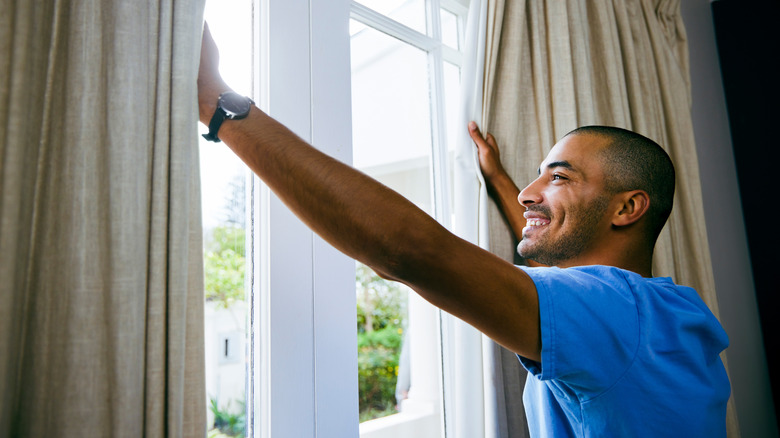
left=517, top=133, right=615, bottom=267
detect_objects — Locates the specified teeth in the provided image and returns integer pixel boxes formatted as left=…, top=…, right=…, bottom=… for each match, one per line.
left=527, top=219, right=546, bottom=227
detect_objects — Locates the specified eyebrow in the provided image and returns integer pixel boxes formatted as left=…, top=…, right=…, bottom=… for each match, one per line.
left=537, top=160, right=575, bottom=175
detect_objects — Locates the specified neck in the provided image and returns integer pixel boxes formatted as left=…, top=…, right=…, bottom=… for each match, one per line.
left=555, top=243, right=655, bottom=277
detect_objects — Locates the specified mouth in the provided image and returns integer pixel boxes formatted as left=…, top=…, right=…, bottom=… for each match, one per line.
left=522, top=217, right=550, bottom=236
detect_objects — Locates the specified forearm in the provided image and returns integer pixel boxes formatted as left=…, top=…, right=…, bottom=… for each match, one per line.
left=484, top=172, right=526, bottom=241
left=208, top=107, right=541, bottom=359
left=197, top=28, right=541, bottom=360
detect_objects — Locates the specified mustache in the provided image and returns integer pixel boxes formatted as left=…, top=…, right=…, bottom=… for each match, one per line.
left=525, top=204, right=552, bottom=217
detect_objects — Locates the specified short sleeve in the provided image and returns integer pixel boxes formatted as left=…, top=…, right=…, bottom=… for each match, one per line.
left=517, top=266, right=640, bottom=399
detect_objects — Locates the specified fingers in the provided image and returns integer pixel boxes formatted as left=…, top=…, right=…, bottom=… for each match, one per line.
left=468, top=121, right=481, bottom=136
left=198, top=22, right=232, bottom=124
left=199, top=22, right=220, bottom=76
left=467, top=121, right=506, bottom=180
left=485, top=132, right=497, bottom=149
left=468, top=121, right=488, bottom=147
left=468, top=121, right=498, bottom=151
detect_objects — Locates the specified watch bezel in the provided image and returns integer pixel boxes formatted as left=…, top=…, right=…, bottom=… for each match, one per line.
left=218, top=91, right=253, bottom=119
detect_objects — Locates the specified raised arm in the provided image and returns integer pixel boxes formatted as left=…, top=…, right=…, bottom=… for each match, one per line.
left=468, top=122, right=526, bottom=239
left=197, top=25, right=540, bottom=361
left=468, top=122, right=544, bottom=268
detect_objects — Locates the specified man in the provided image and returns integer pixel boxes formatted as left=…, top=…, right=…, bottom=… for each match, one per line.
left=197, top=25, right=729, bottom=437
left=468, top=122, right=730, bottom=437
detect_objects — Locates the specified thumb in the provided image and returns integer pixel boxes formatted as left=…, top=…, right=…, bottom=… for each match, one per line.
left=468, top=121, right=486, bottom=144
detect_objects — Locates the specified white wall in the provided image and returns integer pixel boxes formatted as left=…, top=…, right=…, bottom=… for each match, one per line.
left=204, top=301, right=247, bottom=427
left=681, top=1, right=778, bottom=436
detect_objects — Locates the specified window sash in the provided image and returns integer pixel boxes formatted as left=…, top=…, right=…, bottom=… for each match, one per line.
left=249, top=1, right=358, bottom=437
left=247, top=0, right=467, bottom=436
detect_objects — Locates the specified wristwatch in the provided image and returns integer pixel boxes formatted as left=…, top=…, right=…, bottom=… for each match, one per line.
left=202, top=91, right=254, bottom=142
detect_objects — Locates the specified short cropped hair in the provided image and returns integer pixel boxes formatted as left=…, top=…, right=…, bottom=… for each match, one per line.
left=565, top=126, right=676, bottom=241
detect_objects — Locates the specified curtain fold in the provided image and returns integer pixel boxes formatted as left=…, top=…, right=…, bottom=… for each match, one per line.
left=448, top=0, right=493, bottom=437
left=450, top=0, right=531, bottom=436
left=0, top=1, right=206, bottom=436
left=463, top=0, right=738, bottom=436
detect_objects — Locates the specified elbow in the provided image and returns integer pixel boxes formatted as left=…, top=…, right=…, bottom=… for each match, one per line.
left=368, top=224, right=450, bottom=286
left=372, top=266, right=400, bottom=282
left=366, top=244, right=410, bottom=283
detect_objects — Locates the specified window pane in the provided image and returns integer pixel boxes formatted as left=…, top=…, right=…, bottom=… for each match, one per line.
left=202, top=1, right=252, bottom=436
left=350, top=24, right=433, bottom=214
left=441, top=8, right=459, bottom=49
left=350, top=20, right=434, bottom=425
left=354, top=0, right=427, bottom=36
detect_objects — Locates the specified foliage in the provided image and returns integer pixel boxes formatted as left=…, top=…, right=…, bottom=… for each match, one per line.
left=357, top=325, right=404, bottom=417
left=204, top=225, right=246, bottom=308
left=356, top=263, right=406, bottom=333
left=209, top=397, right=246, bottom=437
left=356, top=262, right=407, bottom=421
left=358, top=402, right=397, bottom=423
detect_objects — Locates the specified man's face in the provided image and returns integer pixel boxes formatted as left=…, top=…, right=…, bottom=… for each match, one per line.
left=517, top=133, right=614, bottom=266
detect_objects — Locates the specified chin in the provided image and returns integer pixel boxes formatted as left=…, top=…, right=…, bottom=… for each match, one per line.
left=517, top=241, right=536, bottom=261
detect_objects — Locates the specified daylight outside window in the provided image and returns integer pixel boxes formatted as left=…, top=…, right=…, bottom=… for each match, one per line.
left=350, top=1, right=466, bottom=436
left=197, top=1, right=466, bottom=436
left=200, top=1, right=253, bottom=437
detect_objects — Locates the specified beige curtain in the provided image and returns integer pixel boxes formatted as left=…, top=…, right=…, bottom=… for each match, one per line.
left=0, top=1, right=206, bottom=436
left=480, top=0, right=738, bottom=436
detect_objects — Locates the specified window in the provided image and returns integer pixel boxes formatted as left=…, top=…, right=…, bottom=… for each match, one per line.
left=349, top=1, right=467, bottom=436
left=247, top=2, right=358, bottom=437
left=200, top=0, right=469, bottom=436
left=201, top=1, right=253, bottom=436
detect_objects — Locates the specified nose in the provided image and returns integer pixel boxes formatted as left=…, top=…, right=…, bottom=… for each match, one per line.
left=518, top=177, right=543, bottom=207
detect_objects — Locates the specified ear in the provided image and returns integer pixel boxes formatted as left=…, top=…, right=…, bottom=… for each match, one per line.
left=612, top=190, right=650, bottom=227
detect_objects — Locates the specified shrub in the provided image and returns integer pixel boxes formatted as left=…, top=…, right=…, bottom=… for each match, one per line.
left=356, top=263, right=407, bottom=421
left=357, top=326, right=403, bottom=417
left=209, top=397, right=246, bottom=437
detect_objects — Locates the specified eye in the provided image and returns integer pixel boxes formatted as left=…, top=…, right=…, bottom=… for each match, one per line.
left=552, top=173, right=567, bottom=181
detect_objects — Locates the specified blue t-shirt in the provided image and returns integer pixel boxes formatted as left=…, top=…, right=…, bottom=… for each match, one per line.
left=517, top=265, right=730, bottom=438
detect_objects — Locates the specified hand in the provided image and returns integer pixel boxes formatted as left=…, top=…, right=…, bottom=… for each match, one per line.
left=468, top=121, right=506, bottom=182
left=468, top=121, right=531, bottom=248
left=198, top=23, right=232, bottom=124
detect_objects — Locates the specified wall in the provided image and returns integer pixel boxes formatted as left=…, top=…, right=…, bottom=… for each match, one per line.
left=681, top=1, right=778, bottom=436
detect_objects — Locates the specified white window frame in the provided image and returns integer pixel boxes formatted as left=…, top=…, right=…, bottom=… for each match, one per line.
left=246, top=1, right=470, bottom=437
left=348, top=1, right=468, bottom=437
left=249, top=1, right=358, bottom=437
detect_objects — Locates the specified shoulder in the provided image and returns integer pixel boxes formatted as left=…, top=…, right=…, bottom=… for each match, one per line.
left=517, top=264, right=638, bottom=301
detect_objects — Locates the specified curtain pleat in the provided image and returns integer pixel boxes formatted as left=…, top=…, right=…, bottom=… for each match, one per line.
left=479, top=0, right=739, bottom=436
left=0, top=1, right=206, bottom=436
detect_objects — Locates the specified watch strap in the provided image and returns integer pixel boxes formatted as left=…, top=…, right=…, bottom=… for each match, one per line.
left=202, top=92, right=253, bottom=143
left=203, top=107, right=228, bottom=142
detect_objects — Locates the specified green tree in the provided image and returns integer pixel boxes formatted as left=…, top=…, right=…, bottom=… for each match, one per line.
left=205, top=225, right=246, bottom=308
left=356, top=262, right=407, bottom=420
left=356, top=263, right=406, bottom=333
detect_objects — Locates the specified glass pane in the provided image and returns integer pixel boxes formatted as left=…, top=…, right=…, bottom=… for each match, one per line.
left=441, top=8, right=459, bottom=49
left=350, top=21, right=434, bottom=425
left=350, top=24, right=433, bottom=213
left=202, top=1, right=252, bottom=436
left=355, top=0, right=427, bottom=35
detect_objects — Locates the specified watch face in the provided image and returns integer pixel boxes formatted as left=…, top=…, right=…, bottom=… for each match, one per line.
left=219, top=92, right=253, bottom=118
